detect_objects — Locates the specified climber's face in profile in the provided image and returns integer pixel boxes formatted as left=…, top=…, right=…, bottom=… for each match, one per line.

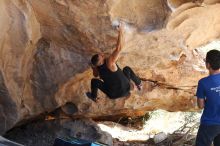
left=91, top=53, right=105, bottom=67
left=96, top=53, right=105, bottom=66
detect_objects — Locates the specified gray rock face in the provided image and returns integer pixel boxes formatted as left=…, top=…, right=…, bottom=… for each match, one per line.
left=4, top=119, right=112, bottom=146
left=0, top=71, right=18, bottom=135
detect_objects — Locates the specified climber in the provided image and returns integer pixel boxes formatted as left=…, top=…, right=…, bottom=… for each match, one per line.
left=195, top=49, right=220, bottom=146
left=86, top=22, right=142, bottom=102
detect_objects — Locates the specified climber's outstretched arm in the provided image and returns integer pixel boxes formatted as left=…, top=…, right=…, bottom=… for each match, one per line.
left=108, top=23, right=124, bottom=66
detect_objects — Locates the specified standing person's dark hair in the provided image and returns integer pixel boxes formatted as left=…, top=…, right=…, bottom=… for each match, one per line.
left=206, top=49, right=220, bottom=70
left=195, top=49, right=220, bottom=146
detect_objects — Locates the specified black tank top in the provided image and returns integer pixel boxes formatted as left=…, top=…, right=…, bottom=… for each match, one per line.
left=97, top=60, right=130, bottom=98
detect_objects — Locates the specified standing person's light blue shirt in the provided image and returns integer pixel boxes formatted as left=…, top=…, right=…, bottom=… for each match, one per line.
left=196, top=73, right=220, bottom=125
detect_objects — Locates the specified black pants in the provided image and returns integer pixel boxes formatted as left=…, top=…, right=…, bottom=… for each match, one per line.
left=91, top=66, right=141, bottom=99
left=196, top=124, right=220, bottom=146
left=214, top=134, right=220, bottom=146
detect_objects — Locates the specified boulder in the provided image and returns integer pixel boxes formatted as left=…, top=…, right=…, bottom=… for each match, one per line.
left=0, top=0, right=220, bottom=134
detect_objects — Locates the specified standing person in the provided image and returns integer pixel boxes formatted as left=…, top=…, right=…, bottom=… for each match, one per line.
left=87, top=23, right=142, bottom=102
left=195, top=49, right=220, bottom=146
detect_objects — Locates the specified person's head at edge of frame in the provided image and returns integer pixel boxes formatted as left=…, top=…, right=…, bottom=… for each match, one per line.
left=205, top=49, right=220, bottom=73
left=91, top=53, right=105, bottom=67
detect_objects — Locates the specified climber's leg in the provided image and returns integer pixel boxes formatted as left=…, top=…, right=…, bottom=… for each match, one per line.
left=123, top=66, right=142, bottom=90
left=87, top=78, right=108, bottom=101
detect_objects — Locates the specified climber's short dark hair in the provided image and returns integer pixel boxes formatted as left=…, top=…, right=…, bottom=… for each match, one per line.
left=206, top=49, right=220, bottom=70
left=91, top=54, right=99, bottom=66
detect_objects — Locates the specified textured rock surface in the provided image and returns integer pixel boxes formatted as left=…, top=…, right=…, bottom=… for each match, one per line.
left=0, top=0, right=41, bottom=134
left=0, top=0, right=220, bottom=134
left=168, top=0, right=198, bottom=8
left=203, top=0, right=220, bottom=4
